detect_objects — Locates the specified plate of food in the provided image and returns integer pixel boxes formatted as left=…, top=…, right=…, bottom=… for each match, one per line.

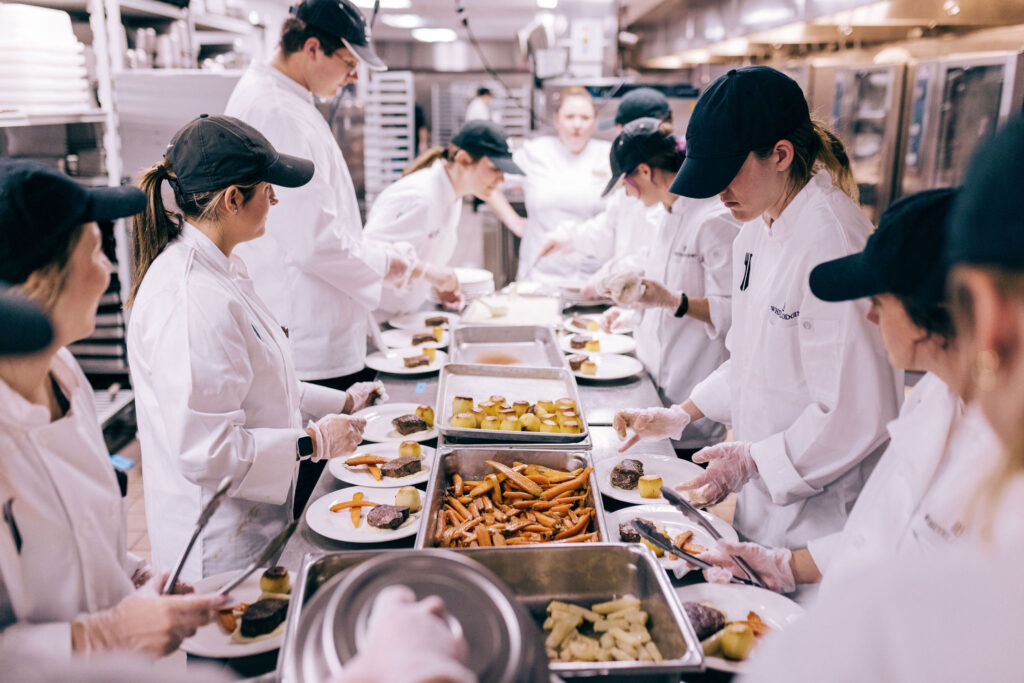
left=675, top=582, right=804, bottom=673
left=305, top=485, right=424, bottom=543
left=364, top=347, right=447, bottom=375
left=327, top=441, right=436, bottom=487
left=568, top=352, right=644, bottom=381
left=605, top=505, right=737, bottom=578
left=354, top=402, right=437, bottom=443
left=594, top=453, right=704, bottom=506
left=559, top=331, right=636, bottom=356
left=380, top=327, right=449, bottom=349
left=180, top=566, right=293, bottom=658
left=563, top=313, right=603, bottom=334
left=387, top=311, right=459, bottom=331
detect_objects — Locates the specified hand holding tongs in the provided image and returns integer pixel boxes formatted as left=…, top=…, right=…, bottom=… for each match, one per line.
left=215, top=520, right=298, bottom=596
left=162, top=476, right=233, bottom=594
left=632, top=519, right=760, bottom=587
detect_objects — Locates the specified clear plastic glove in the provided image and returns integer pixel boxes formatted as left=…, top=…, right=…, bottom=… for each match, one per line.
left=600, top=307, right=639, bottom=334
left=634, top=278, right=682, bottom=311
left=336, top=585, right=474, bottom=683
left=345, top=381, right=385, bottom=413
left=437, top=287, right=466, bottom=312
left=538, top=234, right=571, bottom=260
left=614, top=405, right=692, bottom=452
left=604, top=271, right=645, bottom=307
left=696, top=540, right=796, bottom=593
left=307, top=414, right=367, bottom=461
left=676, top=441, right=757, bottom=507
left=71, top=575, right=226, bottom=658
left=419, top=263, right=459, bottom=294
left=384, top=252, right=412, bottom=284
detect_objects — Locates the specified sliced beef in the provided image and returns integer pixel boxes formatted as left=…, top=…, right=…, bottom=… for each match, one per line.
left=683, top=602, right=727, bottom=641
left=403, top=354, right=430, bottom=368
left=424, top=316, right=448, bottom=327
left=393, top=414, right=428, bottom=435
left=569, top=334, right=591, bottom=350
left=239, top=598, right=289, bottom=638
left=618, top=520, right=641, bottom=543
left=610, top=459, right=644, bottom=490
left=380, top=456, right=422, bottom=478
left=412, top=332, right=436, bottom=345
left=568, top=354, right=589, bottom=371
left=367, top=504, right=410, bottom=529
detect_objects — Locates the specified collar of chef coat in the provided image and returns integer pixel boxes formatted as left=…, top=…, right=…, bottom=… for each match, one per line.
left=0, top=349, right=82, bottom=429
left=761, top=171, right=833, bottom=239
left=180, top=222, right=251, bottom=281
left=429, top=159, right=460, bottom=207
left=667, top=194, right=698, bottom=217
left=254, top=59, right=315, bottom=106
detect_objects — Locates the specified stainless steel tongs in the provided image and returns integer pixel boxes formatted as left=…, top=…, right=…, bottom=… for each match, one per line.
left=162, top=476, right=233, bottom=594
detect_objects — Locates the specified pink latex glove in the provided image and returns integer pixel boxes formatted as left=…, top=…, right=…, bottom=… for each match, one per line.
left=696, top=540, right=796, bottom=593
left=307, top=414, right=367, bottom=461
left=614, top=405, right=692, bottom=452
left=600, top=307, right=639, bottom=334
left=676, top=441, right=757, bottom=507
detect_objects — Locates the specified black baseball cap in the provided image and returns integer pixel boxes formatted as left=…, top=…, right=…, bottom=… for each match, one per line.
left=0, top=160, right=145, bottom=284
left=0, top=284, right=53, bottom=354
left=671, top=66, right=810, bottom=199
left=451, top=120, right=525, bottom=176
left=166, top=114, right=314, bottom=195
left=601, top=87, right=671, bottom=130
left=602, top=117, right=676, bottom=197
left=947, top=115, right=1024, bottom=270
left=292, top=0, right=386, bottom=71
left=809, top=188, right=957, bottom=305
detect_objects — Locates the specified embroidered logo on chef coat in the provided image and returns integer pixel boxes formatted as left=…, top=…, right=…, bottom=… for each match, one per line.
left=672, top=250, right=698, bottom=259
left=770, top=304, right=800, bottom=321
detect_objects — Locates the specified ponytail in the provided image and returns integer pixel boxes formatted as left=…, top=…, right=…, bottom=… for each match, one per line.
left=403, top=144, right=483, bottom=177
left=128, top=162, right=183, bottom=307
left=754, top=117, right=859, bottom=203
left=812, top=120, right=859, bottom=202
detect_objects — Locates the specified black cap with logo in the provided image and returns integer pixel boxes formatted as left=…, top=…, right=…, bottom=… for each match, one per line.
left=0, top=284, right=53, bottom=355
left=810, top=188, right=957, bottom=305
left=671, top=66, right=810, bottom=199
left=292, top=0, right=386, bottom=71
left=602, top=117, right=677, bottom=197
left=614, top=87, right=671, bottom=127
left=451, top=120, right=525, bottom=176
left=0, top=159, right=145, bottom=284
left=166, top=114, right=315, bottom=195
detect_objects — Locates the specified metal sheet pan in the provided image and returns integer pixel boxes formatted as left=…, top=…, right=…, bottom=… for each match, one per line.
left=415, top=447, right=607, bottom=549
left=449, top=324, right=566, bottom=369
left=437, top=363, right=588, bottom=443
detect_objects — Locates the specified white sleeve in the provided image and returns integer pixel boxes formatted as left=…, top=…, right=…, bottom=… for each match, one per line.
left=689, top=358, right=733, bottom=425
left=0, top=622, right=71, bottom=659
left=695, top=216, right=738, bottom=340
left=298, top=381, right=347, bottom=422
left=561, top=193, right=619, bottom=261
left=364, top=193, right=433, bottom=254
left=805, top=532, right=844, bottom=575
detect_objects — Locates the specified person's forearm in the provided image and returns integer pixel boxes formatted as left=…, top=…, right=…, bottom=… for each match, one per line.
left=680, top=399, right=705, bottom=423
left=485, top=190, right=526, bottom=237
left=790, top=548, right=823, bottom=584
left=682, top=295, right=712, bottom=325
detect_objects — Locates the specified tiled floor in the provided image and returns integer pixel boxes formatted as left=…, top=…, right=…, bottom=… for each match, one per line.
left=120, top=439, right=151, bottom=565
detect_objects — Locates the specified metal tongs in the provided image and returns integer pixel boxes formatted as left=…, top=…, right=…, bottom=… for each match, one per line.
left=162, top=476, right=233, bottom=594
left=660, top=486, right=767, bottom=588
left=632, top=519, right=759, bottom=587
left=215, top=520, right=299, bottom=596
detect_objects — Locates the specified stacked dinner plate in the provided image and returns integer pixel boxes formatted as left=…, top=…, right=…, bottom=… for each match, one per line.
left=0, top=4, right=93, bottom=116
left=427, top=266, right=495, bottom=303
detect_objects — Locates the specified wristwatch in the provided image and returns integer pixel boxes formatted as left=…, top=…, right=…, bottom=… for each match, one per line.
left=296, top=434, right=314, bottom=461
left=673, top=293, right=690, bottom=318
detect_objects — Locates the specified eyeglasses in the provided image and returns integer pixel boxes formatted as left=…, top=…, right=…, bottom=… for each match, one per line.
left=332, top=50, right=359, bottom=77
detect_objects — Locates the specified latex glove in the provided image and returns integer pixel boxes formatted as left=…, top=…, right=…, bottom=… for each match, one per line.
left=600, top=306, right=639, bottom=334
left=604, top=271, right=645, bottom=307
left=337, top=585, right=475, bottom=683
left=614, top=405, right=692, bottom=452
left=384, top=252, right=412, bottom=284
left=72, top=575, right=226, bottom=658
left=538, top=234, right=571, bottom=260
left=419, top=263, right=459, bottom=294
left=696, top=540, right=796, bottom=593
left=307, top=414, right=367, bottom=461
left=345, top=381, right=385, bottom=413
left=676, top=441, right=757, bottom=507
left=634, top=278, right=682, bottom=311
left=437, top=287, right=467, bottom=312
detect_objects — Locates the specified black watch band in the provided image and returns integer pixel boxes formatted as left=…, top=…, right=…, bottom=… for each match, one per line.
left=296, top=434, right=314, bottom=461
left=673, top=293, right=689, bottom=318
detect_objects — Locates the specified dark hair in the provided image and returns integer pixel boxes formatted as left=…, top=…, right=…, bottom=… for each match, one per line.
left=476, top=87, right=492, bottom=97
left=633, top=121, right=685, bottom=176
left=128, top=161, right=259, bottom=306
left=753, top=117, right=859, bottom=202
left=403, top=143, right=482, bottom=177
left=280, top=16, right=343, bottom=57
left=897, top=293, right=956, bottom=348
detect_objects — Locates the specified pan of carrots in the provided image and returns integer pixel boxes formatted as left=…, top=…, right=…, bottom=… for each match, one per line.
left=415, top=448, right=608, bottom=549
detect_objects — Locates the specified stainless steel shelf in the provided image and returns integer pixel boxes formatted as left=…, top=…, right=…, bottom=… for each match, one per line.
left=117, top=0, right=185, bottom=21
left=0, top=110, right=107, bottom=128
left=192, top=13, right=252, bottom=34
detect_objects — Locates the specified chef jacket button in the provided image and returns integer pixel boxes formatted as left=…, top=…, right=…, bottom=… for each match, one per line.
left=802, top=321, right=811, bottom=330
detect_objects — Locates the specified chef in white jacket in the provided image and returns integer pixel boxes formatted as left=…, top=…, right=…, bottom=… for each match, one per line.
left=0, top=161, right=225, bottom=658
left=693, top=189, right=1001, bottom=594
left=365, top=120, right=525, bottom=316
left=616, top=67, right=901, bottom=548
left=594, top=118, right=740, bottom=451
left=224, top=0, right=410, bottom=388
left=127, top=116, right=370, bottom=580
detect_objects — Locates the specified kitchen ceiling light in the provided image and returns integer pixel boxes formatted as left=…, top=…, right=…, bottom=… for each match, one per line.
left=353, top=0, right=411, bottom=9
left=381, top=13, right=425, bottom=29
left=537, top=0, right=558, bottom=8
left=411, top=27, right=458, bottom=43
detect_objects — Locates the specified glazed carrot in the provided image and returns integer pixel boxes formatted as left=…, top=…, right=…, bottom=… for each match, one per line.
left=453, top=473, right=464, bottom=497
left=329, top=498, right=380, bottom=512
left=552, top=532, right=597, bottom=544
left=541, top=467, right=593, bottom=500
left=486, top=461, right=544, bottom=497
left=492, top=532, right=506, bottom=546
left=555, top=509, right=591, bottom=540
left=467, top=480, right=493, bottom=498
left=449, top=497, right=471, bottom=521
left=351, top=492, right=363, bottom=527
left=476, top=527, right=492, bottom=546
left=367, top=465, right=382, bottom=481
left=345, top=455, right=390, bottom=466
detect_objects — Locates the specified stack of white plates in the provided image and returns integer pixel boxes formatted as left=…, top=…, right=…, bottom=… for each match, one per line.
left=427, top=266, right=495, bottom=303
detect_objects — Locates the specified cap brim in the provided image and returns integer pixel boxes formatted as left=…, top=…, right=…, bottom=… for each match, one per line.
left=809, top=252, right=885, bottom=303
left=0, top=286, right=53, bottom=354
left=489, top=155, right=525, bottom=176
left=344, top=37, right=386, bottom=72
left=601, top=172, right=623, bottom=198
left=83, top=185, right=146, bottom=223
left=265, top=153, right=315, bottom=188
left=670, top=152, right=747, bottom=199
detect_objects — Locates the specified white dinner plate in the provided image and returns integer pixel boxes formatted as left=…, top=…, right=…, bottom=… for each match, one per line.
left=180, top=569, right=287, bottom=658
left=605, top=505, right=737, bottom=579
left=559, top=331, right=637, bottom=355
left=387, top=311, right=460, bottom=330
left=563, top=313, right=635, bottom=335
left=571, top=353, right=644, bottom=381
left=353, top=402, right=438, bottom=443
left=594, top=453, right=704, bottom=505
left=365, top=348, right=447, bottom=375
left=380, top=328, right=449, bottom=348
left=328, top=442, right=436, bottom=488
left=305, top=485, right=424, bottom=543
left=674, top=582, right=804, bottom=674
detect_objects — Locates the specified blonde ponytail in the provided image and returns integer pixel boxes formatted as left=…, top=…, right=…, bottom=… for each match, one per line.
left=812, top=120, right=859, bottom=202
left=128, top=163, right=183, bottom=307
left=754, top=117, right=859, bottom=203
left=402, top=144, right=483, bottom=177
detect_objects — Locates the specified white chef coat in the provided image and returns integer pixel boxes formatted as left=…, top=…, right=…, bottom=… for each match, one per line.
left=127, top=225, right=348, bottom=581
left=806, top=373, right=963, bottom=591
left=225, top=61, right=390, bottom=380
left=464, top=97, right=493, bottom=122
left=510, top=136, right=612, bottom=282
left=364, top=160, right=462, bottom=315
left=0, top=349, right=135, bottom=657
left=635, top=195, right=740, bottom=448
left=690, top=172, right=902, bottom=548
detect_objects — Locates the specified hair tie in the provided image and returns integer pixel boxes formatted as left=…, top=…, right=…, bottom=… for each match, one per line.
left=675, top=136, right=686, bottom=154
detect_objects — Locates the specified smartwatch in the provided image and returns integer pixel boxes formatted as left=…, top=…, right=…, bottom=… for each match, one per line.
left=296, top=434, right=314, bottom=461
left=673, top=293, right=689, bottom=319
